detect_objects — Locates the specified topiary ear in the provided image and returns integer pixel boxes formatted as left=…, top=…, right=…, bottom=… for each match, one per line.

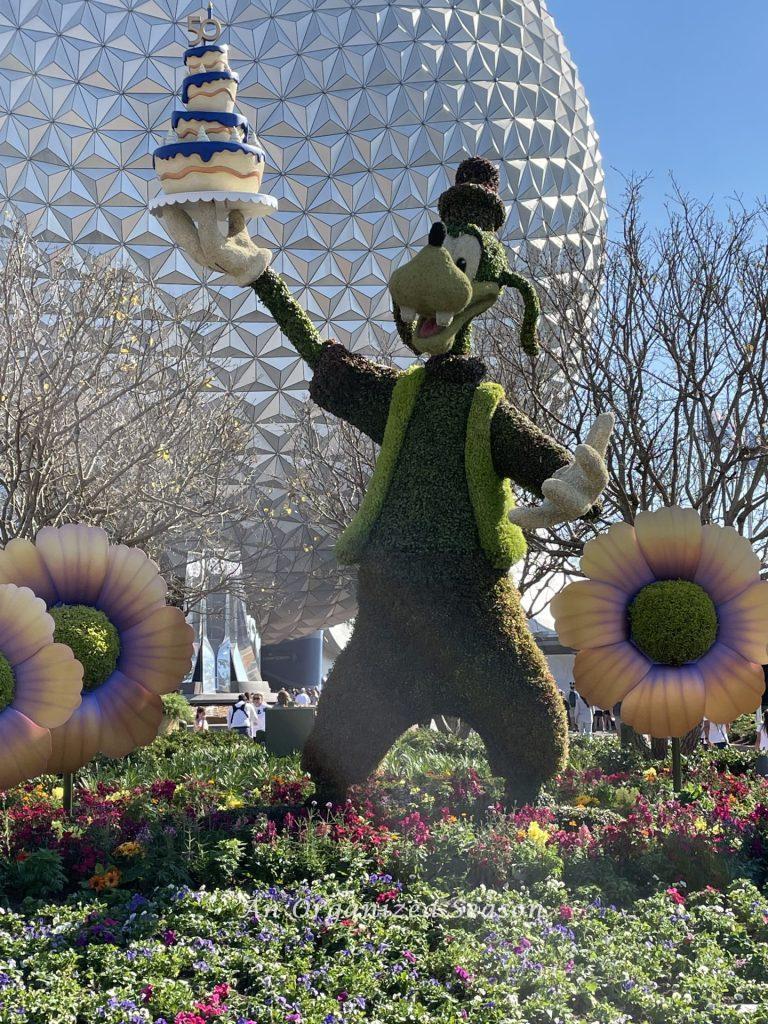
left=498, top=269, right=540, bottom=357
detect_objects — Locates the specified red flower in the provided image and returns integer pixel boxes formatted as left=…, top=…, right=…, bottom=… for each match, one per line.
left=559, top=904, right=574, bottom=921
left=666, top=887, right=686, bottom=905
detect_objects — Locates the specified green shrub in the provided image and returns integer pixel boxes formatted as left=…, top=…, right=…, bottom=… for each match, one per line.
left=161, top=691, right=194, bottom=724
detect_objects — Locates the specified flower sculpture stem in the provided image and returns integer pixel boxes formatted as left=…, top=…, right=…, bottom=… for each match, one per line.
left=62, top=770, right=74, bottom=814
left=671, top=737, right=682, bottom=793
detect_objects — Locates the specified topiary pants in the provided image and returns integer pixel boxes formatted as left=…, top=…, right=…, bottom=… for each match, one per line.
left=302, top=552, right=568, bottom=804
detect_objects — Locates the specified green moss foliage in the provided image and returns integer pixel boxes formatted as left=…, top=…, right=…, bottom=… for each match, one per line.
left=309, top=341, right=398, bottom=444
left=303, top=549, right=568, bottom=804
left=629, top=580, right=718, bottom=666
left=252, top=268, right=325, bottom=368
left=490, top=397, right=571, bottom=498
left=50, top=604, right=120, bottom=691
left=336, top=364, right=424, bottom=565
left=0, top=652, right=14, bottom=710
left=466, top=382, right=527, bottom=569
left=333, top=357, right=536, bottom=569
left=438, top=180, right=506, bottom=232
left=498, top=268, right=541, bottom=356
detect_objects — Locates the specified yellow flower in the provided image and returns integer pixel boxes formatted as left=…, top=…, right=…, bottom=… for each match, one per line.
left=222, top=794, right=244, bottom=809
left=643, top=767, right=658, bottom=782
left=51, top=786, right=64, bottom=801
left=526, top=821, right=550, bottom=848
left=693, top=818, right=707, bottom=833
left=115, top=841, right=144, bottom=858
left=574, top=795, right=598, bottom=807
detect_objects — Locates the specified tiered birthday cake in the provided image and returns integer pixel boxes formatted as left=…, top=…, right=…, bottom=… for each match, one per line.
left=153, top=41, right=267, bottom=196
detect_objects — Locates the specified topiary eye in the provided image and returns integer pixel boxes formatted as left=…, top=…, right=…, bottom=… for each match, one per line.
left=456, top=257, right=467, bottom=273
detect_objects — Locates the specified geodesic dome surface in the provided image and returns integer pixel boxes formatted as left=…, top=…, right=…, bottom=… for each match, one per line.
left=0, top=0, right=605, bottom=643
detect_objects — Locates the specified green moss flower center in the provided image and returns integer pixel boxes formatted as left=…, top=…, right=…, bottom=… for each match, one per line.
left=50, top=604, right=120, bottom=692
left=0, top=653, right=15, bottom=711
left=628, top=580, right=718, bottom=666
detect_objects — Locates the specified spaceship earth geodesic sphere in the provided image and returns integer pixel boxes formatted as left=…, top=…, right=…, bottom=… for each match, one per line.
left=0, top=0, right=605, bottom=644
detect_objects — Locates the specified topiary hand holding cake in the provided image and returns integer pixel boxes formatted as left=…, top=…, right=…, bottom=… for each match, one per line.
left=161, top=151, right=615, bottom=806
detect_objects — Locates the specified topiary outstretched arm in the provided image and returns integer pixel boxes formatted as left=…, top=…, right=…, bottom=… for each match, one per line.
left=490, top=399, right=571, bottom=497
left=251, top=268, right=325, bottom=369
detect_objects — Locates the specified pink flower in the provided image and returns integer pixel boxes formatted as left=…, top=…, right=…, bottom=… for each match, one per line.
left=162, top=929, right=178, bottom=946
left=454, top=966, right=472, bottom=984
left=559, top=904, right=574, bottom=921
left=337, top=992, right=349, bottom=1004
left=666, top=887, right=686, bottom=905
left=403, top=950, right=417, bottom=964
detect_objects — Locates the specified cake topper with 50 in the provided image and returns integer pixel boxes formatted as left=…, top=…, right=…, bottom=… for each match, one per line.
left=187, top=5, right=223, bottom=45
left=150, top=6, right=277, bottom=223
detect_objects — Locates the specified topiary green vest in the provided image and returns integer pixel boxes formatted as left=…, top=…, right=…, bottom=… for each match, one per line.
left=335, top=365, right=527, bottom=569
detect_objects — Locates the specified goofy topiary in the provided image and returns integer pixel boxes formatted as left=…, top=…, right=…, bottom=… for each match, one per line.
left=163, top=157, right=613, bottom=804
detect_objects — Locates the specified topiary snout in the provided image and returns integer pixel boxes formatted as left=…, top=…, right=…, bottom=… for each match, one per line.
left=389, top=221, right=473, bottom=345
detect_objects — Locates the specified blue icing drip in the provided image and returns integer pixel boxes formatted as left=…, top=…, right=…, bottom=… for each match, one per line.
left=172, top=110, right=250, bottom=136
left=184, top=43, right=228, bottom=60
left=153, top=140, right=265, bottom=168
left=181, top=70, right=239, bottom=105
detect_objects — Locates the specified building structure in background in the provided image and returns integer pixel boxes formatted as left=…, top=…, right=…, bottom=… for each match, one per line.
left=0, top=0, right=605, bottom=649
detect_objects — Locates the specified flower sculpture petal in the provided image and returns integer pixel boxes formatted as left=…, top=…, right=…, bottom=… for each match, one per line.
left=0, top=526, right=194, bottom=772
left=551, top=507, right=768, bottom=738
left=0, top=583, right=83, bottom=789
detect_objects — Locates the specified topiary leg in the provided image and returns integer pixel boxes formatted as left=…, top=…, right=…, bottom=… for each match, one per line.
left=444, top=574, right=568, bottom=804
left=302, top=614, right=429, bottom=803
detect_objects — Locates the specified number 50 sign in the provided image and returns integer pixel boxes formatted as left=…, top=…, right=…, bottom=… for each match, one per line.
left=187, top=7, right=222, bottom=44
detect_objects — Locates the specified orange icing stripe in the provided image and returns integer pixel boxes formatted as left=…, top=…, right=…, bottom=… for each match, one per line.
left=159, top=164, right=262, bottom=182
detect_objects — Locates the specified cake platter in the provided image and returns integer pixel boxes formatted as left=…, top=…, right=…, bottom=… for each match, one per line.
left=150, top=190, right=277, bottom=221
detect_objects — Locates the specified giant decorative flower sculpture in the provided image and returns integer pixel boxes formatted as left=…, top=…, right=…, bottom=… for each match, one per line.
left=0, top=525, right=194, bottom=772
left=551, top=507, right=768, bottom=737
left=0, top=584, right=82, bottom=788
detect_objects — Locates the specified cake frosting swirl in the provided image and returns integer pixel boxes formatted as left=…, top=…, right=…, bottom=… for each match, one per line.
left=153, top=41, right=266, bottom=197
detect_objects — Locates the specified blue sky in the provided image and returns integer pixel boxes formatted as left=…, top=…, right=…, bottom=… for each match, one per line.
left=547, top=0, right=768, bottom=230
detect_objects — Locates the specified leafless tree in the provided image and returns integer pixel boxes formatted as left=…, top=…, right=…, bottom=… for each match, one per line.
left=0, top=220, right=265, bottom=605
left=479, top=179, right=768, bottom=607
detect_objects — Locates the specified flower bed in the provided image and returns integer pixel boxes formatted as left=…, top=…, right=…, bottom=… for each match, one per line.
left=2, top=732, right=768, bottom=906
left=3, top=731, right=768, bottom=1021
left=3, top=874, right=768, bottom=1023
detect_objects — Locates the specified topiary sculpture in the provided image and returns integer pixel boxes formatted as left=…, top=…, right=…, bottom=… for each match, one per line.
left=162, top=157, right=613, bottom=804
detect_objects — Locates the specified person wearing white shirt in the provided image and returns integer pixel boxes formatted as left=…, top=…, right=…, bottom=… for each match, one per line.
left=294, top=688, right=311, bottom=707
left=228, top=694, right=256, bottom=737
left=703, top=718, right=729, bottom=749
left=575, top=693, right=594, bottom=736
left=249, top=693, right=267, bottom=743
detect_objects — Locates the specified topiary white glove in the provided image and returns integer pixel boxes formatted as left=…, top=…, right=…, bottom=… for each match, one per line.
left=508, top=413, right=614, bottom=530
left=161, top=204, right=273, bottom=285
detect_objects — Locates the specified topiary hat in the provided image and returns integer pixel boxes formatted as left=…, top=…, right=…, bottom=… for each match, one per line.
left=438, top=157, right=507, bottom=233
